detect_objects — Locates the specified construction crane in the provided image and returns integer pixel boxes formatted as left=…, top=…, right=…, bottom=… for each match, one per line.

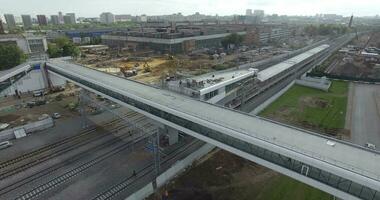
left=359, top=32, right=374, bottom=55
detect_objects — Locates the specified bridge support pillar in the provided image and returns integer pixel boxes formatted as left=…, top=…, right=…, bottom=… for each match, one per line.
left=158, top=125, right=179, bottom=146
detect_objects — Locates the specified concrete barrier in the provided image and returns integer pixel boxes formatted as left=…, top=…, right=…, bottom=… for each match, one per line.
left=0, top=117, right=54, bottom=142
left=125, top=143, right=215, bottom=200
left=125, top=183, right=154, bottom=200
left=156, top=144, right=215, bottom=188
left=295, top=76, right=331, bottom=91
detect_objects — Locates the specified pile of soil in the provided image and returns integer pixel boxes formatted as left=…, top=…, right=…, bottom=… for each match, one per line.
left=0, top=114, right=20, bottom=123
left=300, top=97, right=329, bottom=109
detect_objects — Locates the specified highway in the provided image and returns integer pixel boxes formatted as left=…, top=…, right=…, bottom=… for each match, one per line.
left=350, top=83, right=380, bottom=148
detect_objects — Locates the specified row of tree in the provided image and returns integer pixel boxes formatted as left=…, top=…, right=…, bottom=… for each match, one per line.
left=47, top=37, right=80, bottom=58
left=304, top=24, right=350, bottom=37
left=0, top=36, right=80, bottom=71
left=221, top=33, right=244, bottom=49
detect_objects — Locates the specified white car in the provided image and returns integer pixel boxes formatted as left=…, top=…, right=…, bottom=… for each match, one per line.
left=52, top=113, right=61, bottom=119
left=0, top=141, right=12, bottom=149
left=365, top=143, right=376, bottom=150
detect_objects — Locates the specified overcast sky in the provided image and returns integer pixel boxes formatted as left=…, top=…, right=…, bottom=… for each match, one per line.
left=0, top=0, right=378, bottom=18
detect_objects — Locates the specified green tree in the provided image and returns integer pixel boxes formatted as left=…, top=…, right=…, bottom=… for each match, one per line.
left=47, top=37, right=80, bottom=58
left=0, top=44, right=27, bottom=70
left=221, top=33, right=244, bottom=49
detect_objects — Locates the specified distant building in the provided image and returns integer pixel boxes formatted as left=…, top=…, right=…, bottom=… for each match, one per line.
left=0, top=34, right=48, bottom=54
left=21, top=15, right=33, bottom=29
left=51, top=15, right=59, bottom=25
left=82, top=17, right=100, bottom=23
left=246, top=9, right=253, bottom=16
left=137, top=15, right=148, bottom=22
left=0, top=19, right=5, bottom=34
left=58, top=11, right=64, bottom=24
left=63, top=15, right=75, bottom=24
left=4, top=14, right=16, bottom=29
left=115, top=14, right=132, bottom=22
left=37, top=15, right=48, bottom=26
left=66, top=13, right=76, bottom=24
left=100, top=12, right=115, bottom=24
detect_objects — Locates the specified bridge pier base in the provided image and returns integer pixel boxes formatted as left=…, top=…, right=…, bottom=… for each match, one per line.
left=158, top=125, right=179, bottom=146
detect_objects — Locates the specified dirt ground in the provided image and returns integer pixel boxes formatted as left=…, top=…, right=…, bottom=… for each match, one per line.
left=149, top=150, right=330, bottom=200
left=150, top=150, right=276, bottom=200
left=77, top=45, right=292, bottom=85
left=0, top=88, right=80, bottom=128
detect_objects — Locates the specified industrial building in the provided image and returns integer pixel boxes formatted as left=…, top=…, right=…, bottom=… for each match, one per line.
left=101, top=24, right=291, bottom=53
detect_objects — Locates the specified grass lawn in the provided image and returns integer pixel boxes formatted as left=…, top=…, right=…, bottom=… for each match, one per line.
left=260, top=81, right=348, bottom=132
left=253, top=175, right=332, bottom=200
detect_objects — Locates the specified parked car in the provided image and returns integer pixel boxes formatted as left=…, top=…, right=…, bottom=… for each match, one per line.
left=33, top=90, right=48, bottom=97
left=0, top=141, right=12, bottom=150
left=52, top=113, right=61, bottom=119
left=365, top=143, right=376, bottom=150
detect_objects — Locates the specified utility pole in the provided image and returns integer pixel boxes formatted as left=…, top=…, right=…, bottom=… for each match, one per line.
left=79, top=89, right=89, bottom=129
left=152, top=131, right=160, bottom=190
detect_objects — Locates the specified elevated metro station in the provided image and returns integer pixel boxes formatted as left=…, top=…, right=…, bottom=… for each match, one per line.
left=45, top=59, right=380, bottom=200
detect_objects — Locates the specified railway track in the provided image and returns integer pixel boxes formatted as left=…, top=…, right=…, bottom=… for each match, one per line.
left=92, top=140, right=202, bottom=200
left=0, top=117, right=122, bottom=172
left=0, top=123, right=129, bottom=180
left=0, top=111, right=143, bottom=179
left=0, top=123, right=156, bottom=197
left=13, top=127, right=155, bottom=200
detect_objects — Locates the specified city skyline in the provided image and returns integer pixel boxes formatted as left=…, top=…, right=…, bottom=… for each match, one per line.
left=0, top=0, right=379, bottom=18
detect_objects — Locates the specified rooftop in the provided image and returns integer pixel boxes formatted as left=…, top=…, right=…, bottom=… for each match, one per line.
left=257, top=44, right=330, bottom=82
left=188, top=69, right=257, bottom=95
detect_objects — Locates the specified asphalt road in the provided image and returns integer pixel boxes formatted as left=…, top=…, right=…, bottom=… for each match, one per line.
left=350, top=83, right=380, bottom=148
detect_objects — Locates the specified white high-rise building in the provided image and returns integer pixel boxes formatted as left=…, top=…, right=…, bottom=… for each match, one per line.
left=66, top=13, right=76, bottom=24
left=100, top=12, right=115, bottom=24
left=58, top=11, right=64, bottom=24
left=246, top=9, right=253, bottom=16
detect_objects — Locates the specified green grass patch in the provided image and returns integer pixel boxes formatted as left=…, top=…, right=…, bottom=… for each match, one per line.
left=260, top=81, right=348, bottom=131
left=254, top=175, right=332, bottom=200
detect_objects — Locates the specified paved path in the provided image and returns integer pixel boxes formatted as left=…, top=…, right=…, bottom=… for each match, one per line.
left=350, top=83, right=380, bottom=148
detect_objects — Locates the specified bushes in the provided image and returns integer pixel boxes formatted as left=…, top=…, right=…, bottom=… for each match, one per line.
left=47, top=37, right=80, bottom=58
left=0, top=44, right=27, bottom=70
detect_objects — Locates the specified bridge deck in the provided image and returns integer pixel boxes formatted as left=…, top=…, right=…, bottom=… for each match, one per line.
left=47, top=60, right=380, bottom=188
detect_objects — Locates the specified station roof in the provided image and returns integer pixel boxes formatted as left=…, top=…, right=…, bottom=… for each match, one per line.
left=257, top=44, right=330, bottom=82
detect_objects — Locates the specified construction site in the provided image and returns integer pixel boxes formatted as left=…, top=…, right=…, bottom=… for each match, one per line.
left=311, top=31, right=380, bottom=80
left=76, top=23, right=317, bottom=85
